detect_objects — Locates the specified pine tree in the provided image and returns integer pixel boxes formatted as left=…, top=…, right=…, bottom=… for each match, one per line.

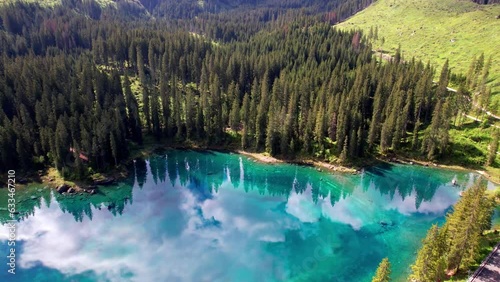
left=240, top=93, right=251, bottom=149
left=185, top=88, right=195, bottom=140
left=466, top=55, right=477, bottom=89
left=265, top=96, right=280, bottom=156
left=380, top=109, right=395, bottom=153
left=128, top=43, right=136, bottom=71
left=123, top=74, right=142, bottom=144
left=486, top=129, right=499, bottom=166
left=265, top=109, right=276, bottom=155
left=172, top=78, right=183, bottom=139
left=148, top=40, right=156, bottom=79
left=160, top=53, right=171, bottom=136
left=255, top=76, right=269, bottom=149
left=209, top=75, right=223, bottom=143
left=314, top=106, right=326, bottom=154
left=471, top=53, right=485, bottom=91
left=195, top=100, right=205, bottom=138
left=110, top=133, right=118, bottom=165
left=137, top=45, right=146, bottom=84
left=339, top=136, right=349, bottom=163
left=368, top=84, right=383, bottom=149
left=142, top=87, right=151, bottom=132
left=229, top=93, right=240, bottom=131
left=409, top=224, right=446, bottom=282
left=422, top=61, right=451, bottom=160
left=150, top=88, right=161, bottom=139
left=55, top=118, right=69, bottom=170
left=372, top=257, right=391, bottom=282
left=282, top=91, right=298, bottom=156
left=412, top=72, right=429, bottom=149
left=444, top=180, right=494, bottom=273
left=480, top=87, right=492, bottom=115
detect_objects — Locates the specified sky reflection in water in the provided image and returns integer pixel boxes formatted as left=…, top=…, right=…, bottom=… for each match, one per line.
left=0, top=150, right=483, bottom=282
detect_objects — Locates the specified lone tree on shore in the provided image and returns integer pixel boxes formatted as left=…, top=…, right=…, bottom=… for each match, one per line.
left=372, top=257, right=391, bottom=282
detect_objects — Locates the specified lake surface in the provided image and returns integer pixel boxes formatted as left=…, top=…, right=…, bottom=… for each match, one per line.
left=0, top=150, right=490, bottom=282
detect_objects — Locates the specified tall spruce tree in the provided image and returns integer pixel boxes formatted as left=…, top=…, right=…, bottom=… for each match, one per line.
left=409, top=224, right=447, bottom=282
left=372, top=257, right=391, bottom=282
left=123, top=74, right=142, bottom=144
left=444, top=180, right=494, bottom=273
left=486, top=129, right=499, bottom=166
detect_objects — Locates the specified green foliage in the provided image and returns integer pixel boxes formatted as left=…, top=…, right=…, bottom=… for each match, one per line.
left=372, top=257, right=391, bottom=282
left=486, top=129, right=499, bottom=166
left=444, top=180, right=495, bottom=272
left=409, top=180, right=495, bottom=280
left=0, top=0, right=495, bottom=177
left=447, top=121, right=497, bottom=167
left=0, top=0, right=62, bottom=7
left=421, top=61, right=452, bottom=160
left=409, top=224, right=447, bottom=282
left=338, top=0, right=500, bottom=108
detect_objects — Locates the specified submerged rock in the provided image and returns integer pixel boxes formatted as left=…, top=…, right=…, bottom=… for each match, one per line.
left=379, top=220, right=395, bottom=227
left=94, top=177, right=115, bottom=185
left=56, top=184, right=70, bottom=194
left=84, top=186, right=98, bottom=195
left=18, top=178, right=28, bottom=184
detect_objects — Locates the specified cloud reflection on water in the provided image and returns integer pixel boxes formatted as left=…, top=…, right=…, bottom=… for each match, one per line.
left=0, top=151, right=471, bottom=282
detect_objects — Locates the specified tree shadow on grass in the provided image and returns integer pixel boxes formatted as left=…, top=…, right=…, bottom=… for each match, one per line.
left=444, top=142, right=485, bottom=169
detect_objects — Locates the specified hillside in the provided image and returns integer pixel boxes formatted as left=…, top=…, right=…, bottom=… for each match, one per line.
left=0, top=0, right=117, bottom=7
left=0, top=0, right=377, bottom=21
left=337, top=0, right=500, bottom=105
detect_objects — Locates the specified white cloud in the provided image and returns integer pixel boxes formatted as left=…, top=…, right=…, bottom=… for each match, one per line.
left=0, top=178, right=291, bottom=282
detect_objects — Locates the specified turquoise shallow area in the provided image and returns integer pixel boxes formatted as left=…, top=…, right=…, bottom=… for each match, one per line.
left=0, top=150, right=488, bottom=282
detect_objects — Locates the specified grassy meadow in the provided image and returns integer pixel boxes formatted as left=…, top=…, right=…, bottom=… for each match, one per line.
left=337, top=0, right=500, bottom=105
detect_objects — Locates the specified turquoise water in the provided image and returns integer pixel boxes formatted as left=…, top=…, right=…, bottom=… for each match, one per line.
left=0, top=150, right=488, bottom=282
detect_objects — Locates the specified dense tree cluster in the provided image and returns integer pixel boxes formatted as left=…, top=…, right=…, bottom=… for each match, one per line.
left=136, top=0, right=374, bottom=21
left=0, top=55, right=133, bottom=177
left=466, top=54, right=495, bottom=115
left=470, top=0, right=500, bottom=4
left=409, top=180, right=495, bottom=280
left=0, top=2, right=471, bottom=176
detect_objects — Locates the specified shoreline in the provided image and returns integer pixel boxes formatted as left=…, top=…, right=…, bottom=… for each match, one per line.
left=381, top=155, right=500, bottom=185
left=130, top=142, right=361, bottom=174
left=235, top=150, right=359, bottom=174
left=2, top=144, right=499, bottom=191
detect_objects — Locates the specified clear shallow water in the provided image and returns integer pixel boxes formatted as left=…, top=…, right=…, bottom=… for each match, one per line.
left=0, top=150, right=488, bottom=282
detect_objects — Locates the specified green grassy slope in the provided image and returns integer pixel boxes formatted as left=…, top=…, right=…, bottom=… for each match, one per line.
left=337, top=0, right=500, bottom=98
